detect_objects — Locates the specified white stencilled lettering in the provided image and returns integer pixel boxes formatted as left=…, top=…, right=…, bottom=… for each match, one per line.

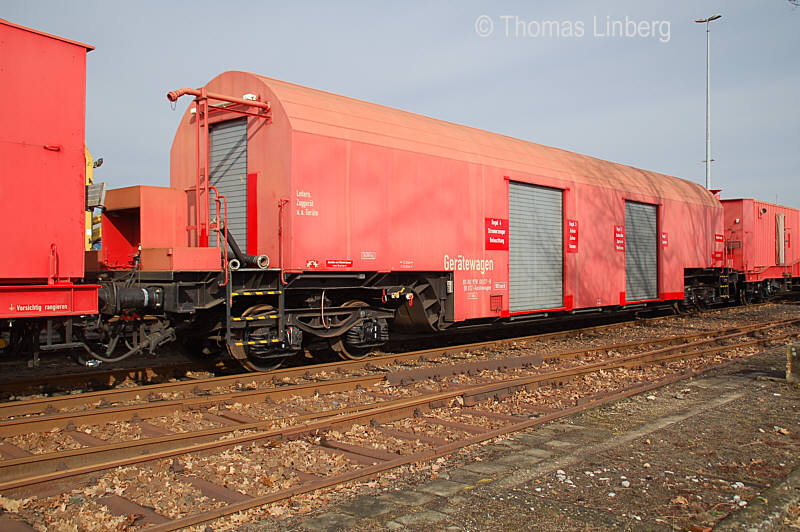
left=442, top=254, right=495, bottom=275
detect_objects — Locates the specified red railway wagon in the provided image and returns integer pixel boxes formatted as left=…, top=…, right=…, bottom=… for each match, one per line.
left=0, top=20, right=98, bottom=321
left=94, top=70, right=725, bottom=369
left=722, top=199, right=799, bottom=291
left=168, top=71, right=723, bottom=311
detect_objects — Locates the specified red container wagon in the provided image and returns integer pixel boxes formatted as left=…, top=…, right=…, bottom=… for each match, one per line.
left=721, top=199, right=799, bottom=299
left=0, top=21, right=97, bottom=328
left=139, top=71, right=727, bottom=369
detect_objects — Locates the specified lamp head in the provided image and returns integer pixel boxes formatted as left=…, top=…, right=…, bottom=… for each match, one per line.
left=696, top=14, right=722, bottom=23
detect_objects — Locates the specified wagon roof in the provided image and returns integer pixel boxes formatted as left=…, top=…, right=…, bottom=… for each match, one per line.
left=243, top=72, right=716, bottom=207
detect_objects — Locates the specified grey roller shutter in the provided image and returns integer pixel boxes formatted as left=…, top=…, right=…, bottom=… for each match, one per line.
left=209, top=118, right=248, bottom=252
left=777, top=212, right=786, bottom=265
left=625, top=201, right=658, bottom=301
left=509, top=183, right=563, bottom=312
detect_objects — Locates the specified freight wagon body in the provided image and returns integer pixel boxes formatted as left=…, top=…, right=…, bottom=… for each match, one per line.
left=0, top=20, right=97, bottom=319
left=168, top=71, right=724, bottom=325
left=722, top=199, right=799, bottom=285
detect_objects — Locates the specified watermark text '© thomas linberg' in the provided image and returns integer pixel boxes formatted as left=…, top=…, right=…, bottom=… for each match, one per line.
left=474, top=15, right=671, bottom=43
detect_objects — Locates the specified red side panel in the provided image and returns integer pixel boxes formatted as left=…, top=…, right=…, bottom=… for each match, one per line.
left=0, top=284, right=98, bottom=319
left=101, top=186, right=192, bottom=269
left=139, top=247, right=222, bottom=271
left=0, top=21, right=90, bottom=283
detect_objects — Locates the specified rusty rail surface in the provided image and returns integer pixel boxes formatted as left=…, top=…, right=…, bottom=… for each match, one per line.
left=1, top=317, right=793, bottom=427
left=1, top=319, right=796, bottom=500
left=0, top=319, right=793, bottom=442
left=0, top=316, right=662, bottom=409
left=153, top=340, right=800, bottom=531
left=0, top=302, right=755, bottom=402
left=0, top=301, right=782, bottom=400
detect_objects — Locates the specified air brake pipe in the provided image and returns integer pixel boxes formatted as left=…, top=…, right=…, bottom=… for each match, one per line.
left=166, top=88, right=271, bottom=111
left=223, top=229, right=269, bottom=270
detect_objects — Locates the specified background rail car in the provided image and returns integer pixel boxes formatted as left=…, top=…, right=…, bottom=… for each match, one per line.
left=721, top=199, right=799, bottom=302
left=1, top=20, right=797, bottom=371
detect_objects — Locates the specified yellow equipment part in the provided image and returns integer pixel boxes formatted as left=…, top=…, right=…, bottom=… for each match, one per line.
left=85, top=146, right=94, bottom=186
left=85, top=147, right=96, bottom=250
left=92, top=220, right=102, bottom=242
left=85, top=211, right=93, bottom=251
left=92, top=214, right=102, bottom=242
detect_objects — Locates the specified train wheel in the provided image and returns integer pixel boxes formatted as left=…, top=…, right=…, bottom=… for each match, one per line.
left=329, top=300, right=374, bottom=360
left=229, top=304, right=287, bottom=371
left=739, top=288, right=751, bottom=306
left=330, top=336, right=372, bottom=360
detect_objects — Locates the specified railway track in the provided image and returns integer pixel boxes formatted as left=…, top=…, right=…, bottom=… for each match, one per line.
left=1, top=315, right=792, bottom=424
left=1, top=317, right=798, bottom=529
left=0, top=311, right=663, bottom=398
left=0, top=301, right=778, bottom=400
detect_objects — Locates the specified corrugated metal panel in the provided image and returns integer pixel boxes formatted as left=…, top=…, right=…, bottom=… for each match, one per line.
left=509, top=182, right=563, bottom=312
left=625, top=202, right=658, bottom=301
left=209, top=118, right=248, bottom=252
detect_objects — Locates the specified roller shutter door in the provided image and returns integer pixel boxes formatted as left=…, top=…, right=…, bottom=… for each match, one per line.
left=209, top=118, right=248, bottom=252
left=509, top=183, right=563, bottom=312
left=625, top=201, right=658, bottom=301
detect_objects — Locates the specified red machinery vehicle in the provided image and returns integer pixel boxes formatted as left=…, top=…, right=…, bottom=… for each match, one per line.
left=0, top=20, right=98, bottom=355
left=722, top=199, right=798, bottom=301
left=2, top=20, right=796, bottom=372
left=89, top=71, right=729, bottom=370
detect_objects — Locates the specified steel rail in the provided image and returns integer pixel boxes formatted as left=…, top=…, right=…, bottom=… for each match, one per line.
left=0, top=319, right=792, bottom=438
left=7, top=320, right=781, bottom=482
left=1, top=302, right=751, bottom=405
left=148, top=360, right=742, bottom=532
left=0, top=317, right=664, bottom=413
left=1, top=317, right=793, bottom=422
left=0, top=300, right=779, bottom=399
left=0, top=319, right=794, bottom=438
left=1, top=322, right=795, bottom=493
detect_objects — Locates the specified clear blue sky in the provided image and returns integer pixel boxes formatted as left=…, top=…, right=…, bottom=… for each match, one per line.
left=5, top=1, right=799, bottom=207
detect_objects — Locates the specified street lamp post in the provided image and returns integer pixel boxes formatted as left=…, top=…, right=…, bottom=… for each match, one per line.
left=695, top=14, right=722, bottom=190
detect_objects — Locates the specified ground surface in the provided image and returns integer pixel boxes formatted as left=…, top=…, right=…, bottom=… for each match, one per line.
left=238, top=344, right=800, bottom=532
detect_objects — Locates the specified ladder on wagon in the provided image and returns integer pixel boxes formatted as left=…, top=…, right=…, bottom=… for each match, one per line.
left=209, top=187, right=290, bottom=371
left=224, top=274, right=289, bottom=371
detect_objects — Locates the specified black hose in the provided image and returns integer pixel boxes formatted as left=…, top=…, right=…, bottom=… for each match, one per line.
left=80, top=325, right=176, bottom=363
left=223, top=229, right=269, bottom=269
